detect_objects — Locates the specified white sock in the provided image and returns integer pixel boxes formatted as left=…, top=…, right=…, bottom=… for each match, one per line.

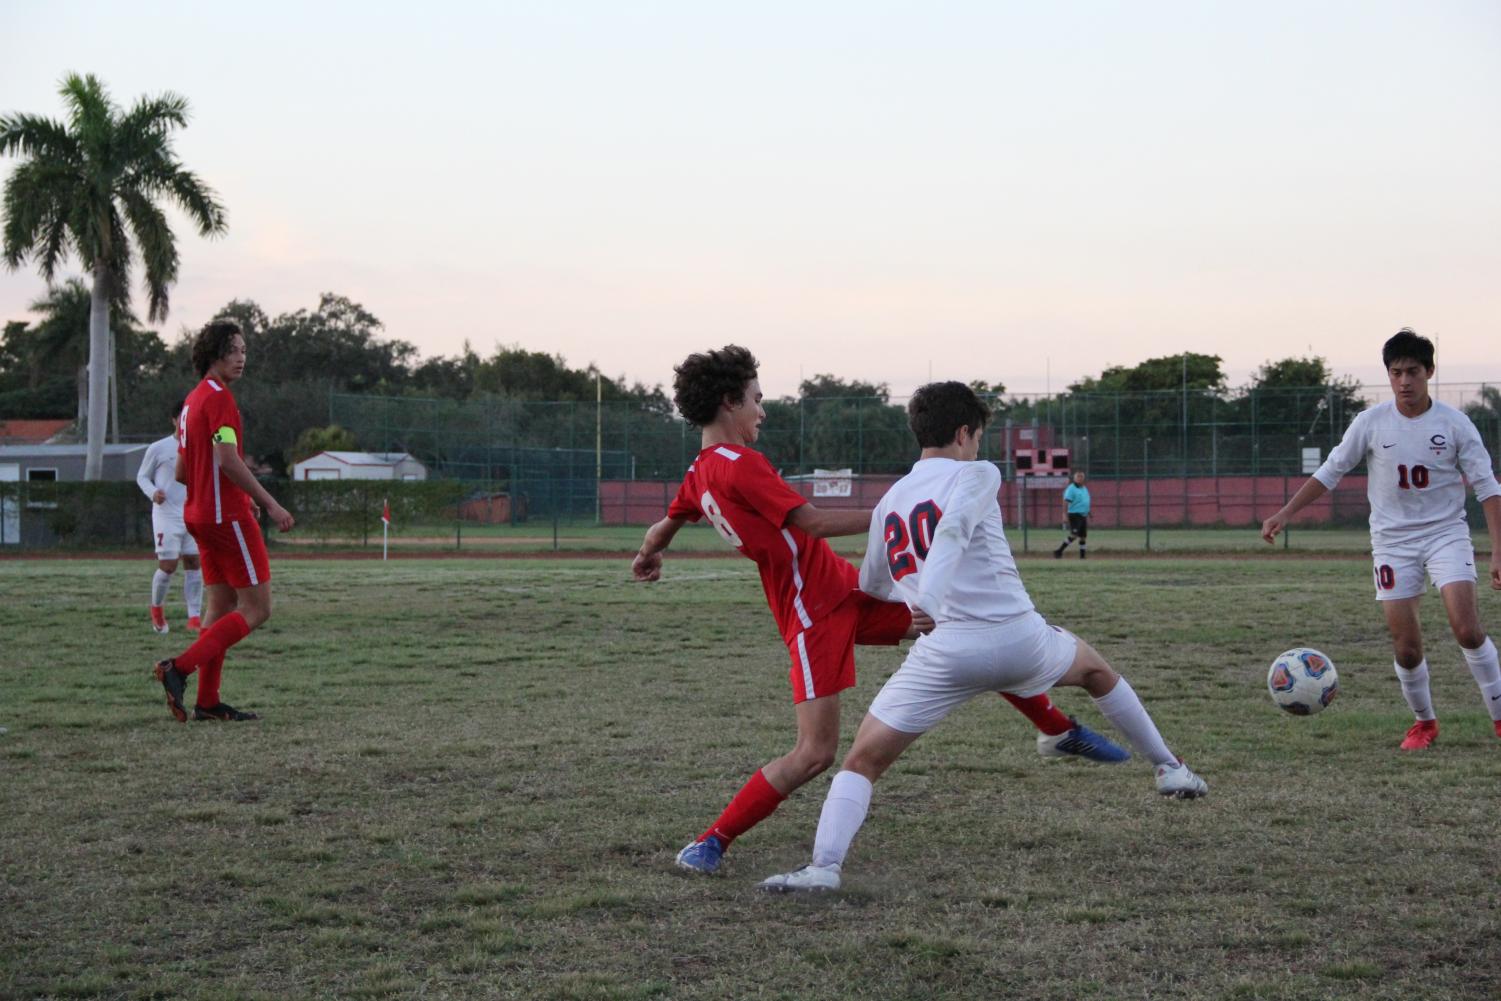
left=1092, top=676, right=1176, bottom=767
left=183, top=569, right=203, bottom=619
left=811, top=770, right=872, bottom=869
left=1394, top=660, right=1436, bottom=721
left=1461, top=639, right=1501, bottom=722
left=151, top=569, right=172, bottom=607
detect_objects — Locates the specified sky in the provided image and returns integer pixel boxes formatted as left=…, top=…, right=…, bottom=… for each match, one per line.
left=3, top=1, right=1499, bottom=400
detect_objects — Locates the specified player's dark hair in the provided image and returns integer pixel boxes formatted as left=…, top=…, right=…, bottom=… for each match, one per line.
left=672, top=345, right=759, bottom=426
left=192, top=319, right=244, bottom=377
left=1382, top=328, right=1434, bottom=371
left=908, top=381, right=991, bottom=448
left=172, top=396, right=186, bottom=418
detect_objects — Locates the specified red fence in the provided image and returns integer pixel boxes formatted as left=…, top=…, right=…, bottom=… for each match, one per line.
left=599, top=474, right=1374, bottom=528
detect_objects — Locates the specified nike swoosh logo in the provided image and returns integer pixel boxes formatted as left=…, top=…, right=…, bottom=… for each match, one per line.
left=1382, top=443, right=1396, bottom=448
left=1493, top=693, right=1501, bottom=701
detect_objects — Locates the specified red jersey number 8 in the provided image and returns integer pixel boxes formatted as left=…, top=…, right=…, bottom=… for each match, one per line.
left=700, top=490, right=743, bottom=549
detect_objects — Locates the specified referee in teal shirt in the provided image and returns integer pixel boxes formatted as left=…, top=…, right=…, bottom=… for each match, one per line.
left=1054, top=471, right=1090, bottom=559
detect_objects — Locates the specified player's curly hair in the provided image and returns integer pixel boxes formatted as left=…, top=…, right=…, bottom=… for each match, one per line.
left=672, top=345, right=759, bottom=426
left=1382, top=327, right=1434, bottom=371
left=908, top=381, right=991, bottom=448
left=192, top=319, right=244, bottom=377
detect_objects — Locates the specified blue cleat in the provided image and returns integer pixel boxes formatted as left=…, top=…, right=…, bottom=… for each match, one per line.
left=675, top=835, right=726, bottom=874
left=1037, top=717, right=1131, bottom=763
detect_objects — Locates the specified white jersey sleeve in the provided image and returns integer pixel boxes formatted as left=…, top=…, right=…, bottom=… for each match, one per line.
left=858, top=506, right=897, bottom=601
left=137, top=440, right=164, bottom=500
left=1312, top=409, right=1371, bottom=490
left=915, top=461, right=1001, bottom=617
left=139, top=435, right=187, bottom=515
left=1455, top=413, right=1501, bottom=504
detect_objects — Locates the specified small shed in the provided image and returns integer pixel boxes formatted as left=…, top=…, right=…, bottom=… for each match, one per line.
left=0, top=443, right=149, bottom=483
left=292, top=451, right=428, bottom=482
left=0, top=443, right=151, bottom=547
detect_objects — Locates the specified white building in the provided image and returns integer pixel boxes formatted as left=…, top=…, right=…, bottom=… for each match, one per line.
left=292, top=451, right=427, bottom=482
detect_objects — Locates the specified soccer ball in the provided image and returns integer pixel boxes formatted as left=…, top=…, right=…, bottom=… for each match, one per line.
left=1267, top=648, right=1339, bottom=716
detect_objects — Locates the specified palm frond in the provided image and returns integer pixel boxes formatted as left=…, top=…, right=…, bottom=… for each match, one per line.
left=3, top=161, right=79, bottom=274
left=121, top=189, right=178, bottom=321
left=118, top=92, right=190, bottom=138
left=0, top=113, right=80, bottom=160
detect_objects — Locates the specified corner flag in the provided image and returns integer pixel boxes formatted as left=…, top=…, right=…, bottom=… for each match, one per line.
left=381, top=498, right=390, bottom=560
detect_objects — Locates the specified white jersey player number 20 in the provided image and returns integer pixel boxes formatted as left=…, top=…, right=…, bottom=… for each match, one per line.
left=700, top=490, right=744, bottom=548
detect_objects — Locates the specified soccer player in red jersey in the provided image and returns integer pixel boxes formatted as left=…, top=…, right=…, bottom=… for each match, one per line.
left=152, top=319, right=294, bottom=722
left=633, top=346, right=1123, bottom=875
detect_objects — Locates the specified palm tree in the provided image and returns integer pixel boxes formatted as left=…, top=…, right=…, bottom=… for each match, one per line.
left=26, top=277, right=139, bottom=431
left=1, top=73, right=226, bottom=479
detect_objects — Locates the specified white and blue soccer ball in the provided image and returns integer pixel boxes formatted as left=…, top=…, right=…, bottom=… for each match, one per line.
left=1267, top=647, right=1339, bottom=716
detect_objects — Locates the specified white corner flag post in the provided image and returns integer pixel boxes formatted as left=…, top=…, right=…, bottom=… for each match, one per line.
left=382, top=497, right=390, bottom=561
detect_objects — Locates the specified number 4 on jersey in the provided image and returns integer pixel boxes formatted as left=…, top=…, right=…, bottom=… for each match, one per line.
left=884, top=500, right=942, bottom=581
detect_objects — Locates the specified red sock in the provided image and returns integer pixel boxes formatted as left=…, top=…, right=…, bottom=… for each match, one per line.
left=1001, top=692, right=1073, bottom=736
left=701, top=769, right=787, bottom=846
left=173, top=612, right=250, bottom=674
left=195, top=652, right=226, bottom=708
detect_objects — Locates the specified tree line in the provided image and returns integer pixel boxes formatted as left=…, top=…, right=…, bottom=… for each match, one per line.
left=12, top=285, right=1493, bottom=481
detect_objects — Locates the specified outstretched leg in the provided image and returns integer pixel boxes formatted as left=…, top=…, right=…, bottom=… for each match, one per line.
left=676, top=694, right=840, bottom=874
left=1052, top=636, right=1207, bottom=797
left=1440, top=581, right=1501, bottom=737
left=760, top=714, right=923, bottom=892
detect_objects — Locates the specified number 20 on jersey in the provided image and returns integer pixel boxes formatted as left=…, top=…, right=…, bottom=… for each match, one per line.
left=885, top=501, right=942, bottom=580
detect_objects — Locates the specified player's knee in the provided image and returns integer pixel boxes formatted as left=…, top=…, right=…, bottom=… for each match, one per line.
left=1455, top=625, right=1486, bottom=650
left=1392, top=641, right=1423, bottom=668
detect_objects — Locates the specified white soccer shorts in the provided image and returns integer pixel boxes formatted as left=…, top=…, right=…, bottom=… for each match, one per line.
left=1371, top=535, right=1476, bottom=601
left=867, top=611, right=1078, bottom=735
left=152, top=513, right=199, bottom=560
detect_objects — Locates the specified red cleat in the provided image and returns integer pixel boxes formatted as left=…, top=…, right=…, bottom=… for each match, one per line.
left=1400, top=718, right=1438, bottom=751
left=186, top=615, right=202, bottom=633
left=149, top=606, right=169, bottom=634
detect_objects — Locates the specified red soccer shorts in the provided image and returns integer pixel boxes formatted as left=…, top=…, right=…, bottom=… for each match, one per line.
left=786, top=590, right=913, bottom=704
left=186, top=517, right=271, bottom=589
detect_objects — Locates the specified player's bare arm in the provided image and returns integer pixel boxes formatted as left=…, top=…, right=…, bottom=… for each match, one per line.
left=633, top=514, right=688, bottom=581
left=213, top=442, right=294, bottom=532
left=1482, top=495, right=1501, bottom=590
left=785, top=503, right=872, bottom=539
left=1261, top=478, right=1329, bottom=543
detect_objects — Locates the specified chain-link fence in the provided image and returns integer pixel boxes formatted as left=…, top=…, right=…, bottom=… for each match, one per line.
left=3, top=383, right=1495, bottom=550
left=333, top=382, right=1500, bottom=482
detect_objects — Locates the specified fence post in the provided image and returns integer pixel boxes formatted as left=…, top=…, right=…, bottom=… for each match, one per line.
left=1144, top=437, right=1151, bottom=552
left=1021, top=476, right=1028, bottom=553
left=1283, top=473, right=1291, bottom=550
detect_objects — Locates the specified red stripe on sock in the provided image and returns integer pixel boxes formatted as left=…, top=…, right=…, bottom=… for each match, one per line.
left=1001, top=692, right=1073, bottom=736
left=195, top=653, right=225, bottom=709
left=702, top=769, right=787, bottom=846
left=173, top=612, right=251, bottom=673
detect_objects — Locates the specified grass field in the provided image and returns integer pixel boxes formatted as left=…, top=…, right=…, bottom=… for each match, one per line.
left=3, top=554, right=1501, bottom=1000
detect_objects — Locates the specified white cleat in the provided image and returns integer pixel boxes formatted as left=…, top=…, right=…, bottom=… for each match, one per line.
left=758, top=862, right=842, bottom=893
left=1155, top=760, right=1208, bottom=799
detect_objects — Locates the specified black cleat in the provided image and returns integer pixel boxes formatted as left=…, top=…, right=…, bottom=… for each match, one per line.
left=153, top=659, right=188, bottom=723
left=193, top=702, right=259, bottom=722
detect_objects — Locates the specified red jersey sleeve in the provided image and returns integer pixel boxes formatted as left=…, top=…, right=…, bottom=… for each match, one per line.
left=200, top=391, right=239, bottom=448
left=667, top=476, right=702, bottom=522
left=731, top=452, right=807, bottom=528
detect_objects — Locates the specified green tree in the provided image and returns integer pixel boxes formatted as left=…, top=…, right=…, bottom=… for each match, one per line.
left=1, top=73, right=226, bottom=478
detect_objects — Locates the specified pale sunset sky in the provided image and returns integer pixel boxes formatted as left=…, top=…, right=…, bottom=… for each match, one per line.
left=3, top=1, right=1498, bottom=399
